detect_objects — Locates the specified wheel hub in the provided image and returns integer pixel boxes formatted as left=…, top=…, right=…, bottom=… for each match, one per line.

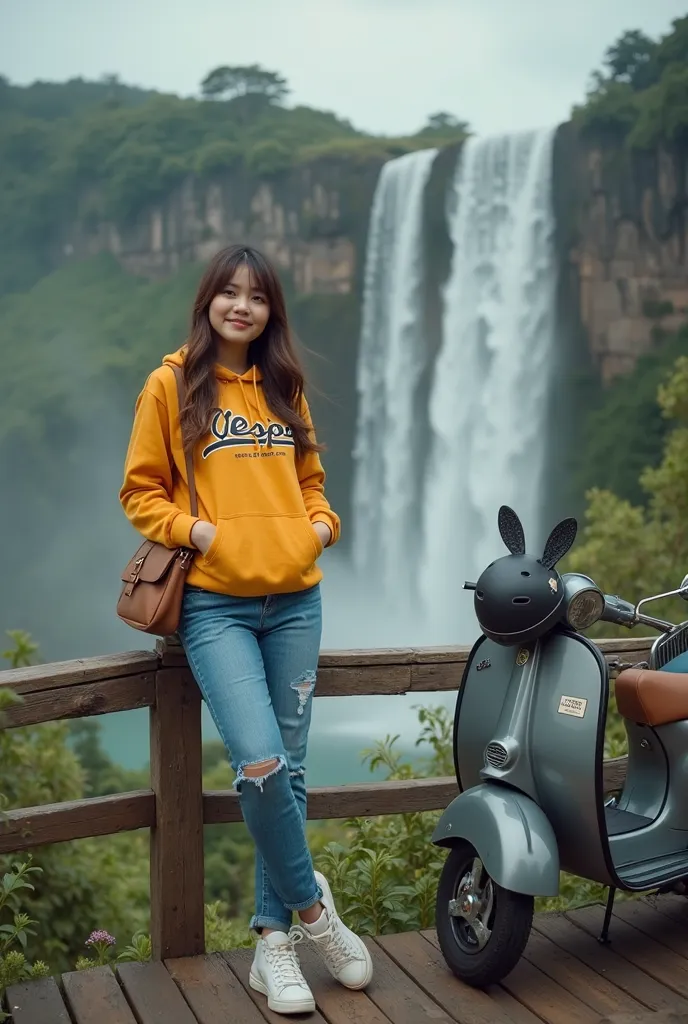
left=448, top=858, right=494, bottom=950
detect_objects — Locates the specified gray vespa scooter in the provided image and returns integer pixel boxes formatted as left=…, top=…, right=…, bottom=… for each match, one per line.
left=432, top=505, right=688, bottom=988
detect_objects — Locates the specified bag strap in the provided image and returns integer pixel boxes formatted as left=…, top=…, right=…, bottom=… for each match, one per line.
left=170, top=364, right=199, bottom=520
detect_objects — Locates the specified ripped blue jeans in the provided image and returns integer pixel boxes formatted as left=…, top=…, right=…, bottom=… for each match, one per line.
left=178, top=583, right=323, bottom=933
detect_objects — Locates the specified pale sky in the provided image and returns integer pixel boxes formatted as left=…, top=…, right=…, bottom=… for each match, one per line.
left=1, top=0, right=686, bottom=136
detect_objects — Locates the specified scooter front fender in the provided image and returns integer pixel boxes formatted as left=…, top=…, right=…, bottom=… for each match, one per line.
left=431, top=784, right=560, bottom=897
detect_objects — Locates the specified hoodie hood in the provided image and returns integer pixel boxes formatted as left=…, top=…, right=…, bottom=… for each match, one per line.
left=162, top=347, right=264, bottom=383
left=162, top=347, right=267, bottom=429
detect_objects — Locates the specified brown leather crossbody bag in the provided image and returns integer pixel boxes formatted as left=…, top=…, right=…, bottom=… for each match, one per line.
left=116, top=365, right=198, bottom=636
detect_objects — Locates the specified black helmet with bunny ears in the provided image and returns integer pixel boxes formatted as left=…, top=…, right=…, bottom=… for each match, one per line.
left=473, top=506, right=578, bottom=647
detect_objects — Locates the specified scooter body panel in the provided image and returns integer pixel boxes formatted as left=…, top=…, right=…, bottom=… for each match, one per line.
left=455, top=630, right=616, bottom=887
left=432, top=784, right=560, bottom=896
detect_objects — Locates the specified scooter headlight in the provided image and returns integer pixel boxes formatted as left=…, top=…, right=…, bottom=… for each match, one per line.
left=566, top=587, right=605, bottom=631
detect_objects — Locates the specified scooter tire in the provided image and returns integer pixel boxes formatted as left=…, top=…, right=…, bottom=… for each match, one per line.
left=436, top=841, right=534, bottom=988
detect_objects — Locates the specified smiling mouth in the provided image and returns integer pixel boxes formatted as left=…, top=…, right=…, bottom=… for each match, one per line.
left=227, top=319, right=252, bottom=329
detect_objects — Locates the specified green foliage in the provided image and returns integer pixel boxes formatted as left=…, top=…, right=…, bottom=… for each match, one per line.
left=1, top=632, right=38, bottom=670
left=0, top=636, right=149, bottom=972
left=416, top=112, right=471, bottom=141
left=246, top=140, right=292, bottom=177
left=629, top=63, right=688, bottom=148
left=575, top=17, right=688, bottom=147
left=205, top=902, right=253, bottom=952
left=0, top=861, right=51, bottom=1017
left=75, top=929, right=151, bottom=971
left=567, top=352, right=688, bottom=637
left=200, top=65, right=289, bottom=104
left=573, top=324, right=688, bottom=507
left=315, top=706, right=451, bottom=936
left=194, top=139, right=243, bottom=177
left=604, top=30, right=658, bottom=90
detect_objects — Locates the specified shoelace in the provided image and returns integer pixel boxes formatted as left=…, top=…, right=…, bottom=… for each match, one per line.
left=292, top=917, right=361, bottom=971
left=263, top=933, right=306, bottom=990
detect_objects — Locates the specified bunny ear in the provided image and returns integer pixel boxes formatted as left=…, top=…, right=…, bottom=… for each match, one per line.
left=539, top=518, right=578, bottom=570
left=498, top=505, right=526, bottom=555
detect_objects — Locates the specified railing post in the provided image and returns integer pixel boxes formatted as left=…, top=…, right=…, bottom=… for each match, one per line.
left=150, top=640, right=205, bottom=959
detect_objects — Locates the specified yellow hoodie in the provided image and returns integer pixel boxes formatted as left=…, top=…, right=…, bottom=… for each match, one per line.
left=120, top=349, right=340, bottom=597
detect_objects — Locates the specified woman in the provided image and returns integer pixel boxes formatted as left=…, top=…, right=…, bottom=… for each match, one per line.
left=120, top=244, right=372, bottom=1015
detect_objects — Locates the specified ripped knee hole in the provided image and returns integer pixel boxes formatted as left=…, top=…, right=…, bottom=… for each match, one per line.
left=242, top=758, right=281, bottom=779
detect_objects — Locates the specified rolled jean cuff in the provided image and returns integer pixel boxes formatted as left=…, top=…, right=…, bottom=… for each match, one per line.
left=250, top=914, right=293, bottom=934
left=283, top=883, right=323, bottom=913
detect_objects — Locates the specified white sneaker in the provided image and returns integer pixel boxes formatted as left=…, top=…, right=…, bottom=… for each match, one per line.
left=249, top=931, right=315, bottom=1015
left=291, top=872, right=373, bottom=990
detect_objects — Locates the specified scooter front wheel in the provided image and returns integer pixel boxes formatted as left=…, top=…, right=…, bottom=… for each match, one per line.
left=436, top=840, right=533, bottom=988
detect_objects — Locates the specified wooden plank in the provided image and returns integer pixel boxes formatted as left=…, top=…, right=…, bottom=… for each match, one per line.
left=3, top=673, right=155, bottom=729
left=604, top=757, right=628, bottom=792
left=295, top=940, right=392, bottom=1023
left=150, top=667, right=204, bottom=960
left=533, top=910, right=688, bottom=1014
left=361, top=936, right=457, bottom=1024
left=567, top=903, right=688, bottom=1000
left=63, top=965, right=138, bottom=1023
left=521, top=923, right=644, bottom=1018
left=0, top=634, right=653, bottom=707
left=204, top=776, right=459, bottom=824
left=597, top=1013, right=688, bottom=1023
left=5, top=976, right=72, bottom=1024
left=224, top=947, right=330, bottom=1024
left=501, top=956, right=602, bottom=1024
left=166, top=952, right=267, bottom=1024
left=0, top=790, right=155, bottom=853
left=375, top=930, right=518, bottom=1024
left=639, top=893, right=688, bottom=929
left=117, top=961, right=197, bottom=1023
left=317, top=664, right=412, bottom=697
left=419, top=929, right=542, bottom=1024
left=0, top=650, right=157, bottom=695
left=613, top=897, right=688, bottom=958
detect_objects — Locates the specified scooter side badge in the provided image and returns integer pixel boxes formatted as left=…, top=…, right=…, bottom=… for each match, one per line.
left=516, top=648, right=529, bottom=666
left=558, top=695, right=588, bottom=718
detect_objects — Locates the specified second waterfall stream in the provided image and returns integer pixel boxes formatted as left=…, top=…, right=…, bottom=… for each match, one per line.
left=351, top=127, right=559, bottom=645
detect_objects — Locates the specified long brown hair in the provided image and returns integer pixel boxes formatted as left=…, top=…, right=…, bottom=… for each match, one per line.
left=180, top=244, right=322, bottom=459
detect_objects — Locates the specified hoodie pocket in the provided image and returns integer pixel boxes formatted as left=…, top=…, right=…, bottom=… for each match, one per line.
left=200, top=514, right=322, bottom=593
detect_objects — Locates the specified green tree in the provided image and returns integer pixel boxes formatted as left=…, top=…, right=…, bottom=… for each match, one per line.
left=417, top=111, right=469, bottom=137
left=603, top=29, right=658, bottom=90
left=200, top=65, right=289, bottom=104
left=567, top=353, right=688, bottom=636
left=630, top=63, right=688, bottom=148
left=575, top=17, right=688, bottom=146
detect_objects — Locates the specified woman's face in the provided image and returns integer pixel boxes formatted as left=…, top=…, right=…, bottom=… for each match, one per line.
left=208, top=264, right=270, bottom=347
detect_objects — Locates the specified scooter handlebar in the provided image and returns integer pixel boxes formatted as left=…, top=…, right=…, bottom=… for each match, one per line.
left=601, top=593, right=637, bottom=627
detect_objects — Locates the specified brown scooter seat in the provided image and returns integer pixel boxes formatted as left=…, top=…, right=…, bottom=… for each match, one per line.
left=616, top=668, right=688, bottom=727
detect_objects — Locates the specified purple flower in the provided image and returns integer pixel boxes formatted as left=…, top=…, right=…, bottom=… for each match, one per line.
left=86, top=930, right=116, bottom=948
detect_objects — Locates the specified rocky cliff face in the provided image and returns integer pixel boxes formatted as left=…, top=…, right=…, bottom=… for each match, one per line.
left=68, top=132, right=687, bottom=389
left=554, top=124, right=688, bottom=383
left=67, top=158, right=383, bottom=298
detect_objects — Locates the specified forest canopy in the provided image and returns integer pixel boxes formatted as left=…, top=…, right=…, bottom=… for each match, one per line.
left=575, top=16, right=688, bottom=145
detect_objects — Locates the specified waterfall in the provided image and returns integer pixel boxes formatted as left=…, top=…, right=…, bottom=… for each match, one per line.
left=419, top=128, right=558, bottom=641
left=351, top=127, right=558, bottom=645
left=352, top=147, right=438, bottom=602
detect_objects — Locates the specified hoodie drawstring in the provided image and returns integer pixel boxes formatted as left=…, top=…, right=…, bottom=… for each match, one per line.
left=236, top=371, right=271, bottom=450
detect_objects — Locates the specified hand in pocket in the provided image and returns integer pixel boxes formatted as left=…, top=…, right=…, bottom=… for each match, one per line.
left=190, top=520, right=217, bottom=555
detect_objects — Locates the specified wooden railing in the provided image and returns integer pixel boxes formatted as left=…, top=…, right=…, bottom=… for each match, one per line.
left=0, top=635, right=652, bottom=960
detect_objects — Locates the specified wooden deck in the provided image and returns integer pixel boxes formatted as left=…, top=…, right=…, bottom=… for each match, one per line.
left=9, top=894, right=688, bottom=1024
